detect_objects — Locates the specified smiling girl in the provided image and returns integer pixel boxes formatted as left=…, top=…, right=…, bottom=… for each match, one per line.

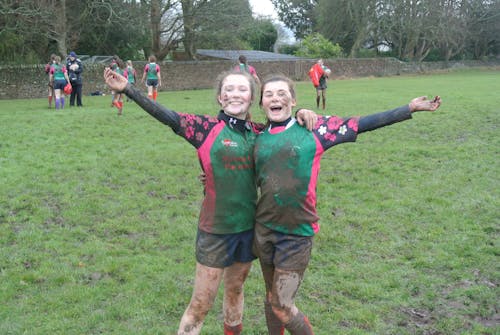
left=253, top=74, right=441, bottom=334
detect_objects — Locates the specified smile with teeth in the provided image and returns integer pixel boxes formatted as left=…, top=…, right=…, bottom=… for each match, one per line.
left=270, top=106, right=283, bottom=112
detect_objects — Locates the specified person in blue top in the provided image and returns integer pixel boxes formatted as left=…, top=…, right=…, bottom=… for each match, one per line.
left=253, top=74, right=441, bottom=334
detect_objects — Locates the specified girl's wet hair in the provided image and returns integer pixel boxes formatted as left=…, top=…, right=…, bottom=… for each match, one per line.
left=259, top=74, right=296, bottom=107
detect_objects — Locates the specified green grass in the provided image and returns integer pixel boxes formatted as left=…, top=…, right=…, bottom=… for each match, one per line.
left=0, top=68, right=498, bottom=334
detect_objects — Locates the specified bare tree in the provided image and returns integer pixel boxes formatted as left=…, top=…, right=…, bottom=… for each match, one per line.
left=145, top=0, right=184, bottom=60
left=316, top=0, right=378, bottom=57
left=181, top=0, right=211, bottom=60
left=465, top=0, right=500, bottom=59
left=433, top=0, right=468, bottom=62
left=0, top=0, right=67, bottom=56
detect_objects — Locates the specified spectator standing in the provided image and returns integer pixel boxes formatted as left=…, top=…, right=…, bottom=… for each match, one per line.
left=234, top=55, right=260, bottom=85
left=111, top=58, right=125, bottom=115
left=309, top=59, right=331, bottom=110
left=49, top=55, right=70, bottom=110
left=109, top=56, right=122, bottom=108
left=141, top=55, right=161, bottom=101
left=44, top=53, right=56, bottom=108
left=124, top=60, right=137, bottom=102
left=66, top=51, right=83, bottom=107
left=108, top=55, right=120, bottom=105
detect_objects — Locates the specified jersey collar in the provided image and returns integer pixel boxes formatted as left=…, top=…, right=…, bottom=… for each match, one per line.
left=218, top=111, right=251, bottom=132
left=268, top=117, right=295, bottom=131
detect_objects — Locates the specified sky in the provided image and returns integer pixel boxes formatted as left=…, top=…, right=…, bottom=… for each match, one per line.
left=248, top=0, right=296, bottom=44
left=249, top=0, right=277, bottom=19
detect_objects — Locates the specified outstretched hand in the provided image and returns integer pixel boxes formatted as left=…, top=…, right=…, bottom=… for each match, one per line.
left=103, top=67, right=128, bottom=92
left=409, top=96, right=442, bottom=113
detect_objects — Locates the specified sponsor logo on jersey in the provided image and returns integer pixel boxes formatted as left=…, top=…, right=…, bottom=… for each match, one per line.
left=222, top=139, right=238, bottom=147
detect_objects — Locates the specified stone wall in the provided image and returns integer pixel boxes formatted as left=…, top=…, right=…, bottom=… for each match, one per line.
left=0, top=58, right=498, bottom=100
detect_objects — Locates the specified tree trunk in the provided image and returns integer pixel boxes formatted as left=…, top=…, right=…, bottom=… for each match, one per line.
left=150, top=0, right=162, bottom=57
left=181, top=0, right=197, bottom=60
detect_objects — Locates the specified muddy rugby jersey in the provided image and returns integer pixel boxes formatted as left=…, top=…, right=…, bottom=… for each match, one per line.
left=254, top=105, right=413, bottom=236
left=123, top=83, right=263, bottom=234
left=176, top=111, right=263, bottom=234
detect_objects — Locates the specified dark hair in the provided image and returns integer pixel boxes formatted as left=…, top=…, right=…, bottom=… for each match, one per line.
left=116, top=58, right=125, bottom=69
left=149, top=55, right=157, bottom=63
left=259, top=74, right=296, bottom=107
left=238, top=55, right=247, bottom=64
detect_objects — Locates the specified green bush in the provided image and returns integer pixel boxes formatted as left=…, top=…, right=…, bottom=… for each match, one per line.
left=295, top=32, right=344, bottom=58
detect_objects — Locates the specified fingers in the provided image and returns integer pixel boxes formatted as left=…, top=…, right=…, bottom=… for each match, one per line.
left=306, top=116, right=313, bottom=131
left=103, top=67, right=114, bottom=81
left=311, top=114, right=318, bottom=129
left=296, top=109, right=318, bottom=131
left=410, top=95, right=442, bottom=112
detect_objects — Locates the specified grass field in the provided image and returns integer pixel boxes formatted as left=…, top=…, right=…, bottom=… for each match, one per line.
left=0, top=68, right=498, bottom=334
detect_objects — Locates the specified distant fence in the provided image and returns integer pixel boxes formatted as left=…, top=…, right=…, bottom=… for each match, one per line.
left=0, top=58, right=498, bottom=100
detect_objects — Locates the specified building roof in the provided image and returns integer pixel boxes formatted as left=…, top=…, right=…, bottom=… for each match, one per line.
left=196, top=49, right=304, bottom=61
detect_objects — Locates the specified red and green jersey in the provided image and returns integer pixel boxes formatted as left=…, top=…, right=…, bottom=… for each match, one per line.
left=145, top=62, right=160, bottom=80
left=115, top=67, right=124, bottom=76
left=125, top=66, right=136, bottom=84
left=175, top=112, right=264, bottom=234
left=50, top=64, right=67, bottom=81
left=122, top=83, right=265, bottom=234
left=254, top=105, right=414, bottom=237
left=254, top=116, right=359, bottom=236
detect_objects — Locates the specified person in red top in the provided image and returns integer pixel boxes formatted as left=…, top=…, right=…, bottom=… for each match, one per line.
left=103, top=67, right=317, bottom=335
left=308, top=59, right=331, bottom=110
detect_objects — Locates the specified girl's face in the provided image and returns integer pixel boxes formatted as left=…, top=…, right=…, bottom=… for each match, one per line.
left=261, top=81, right=296, bottom=123
left=218, top=74, right=252, bottom=119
